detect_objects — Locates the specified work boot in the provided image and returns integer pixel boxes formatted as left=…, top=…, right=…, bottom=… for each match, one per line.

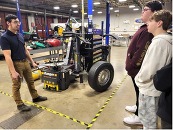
left=17, top=104, right=31, bottom=112
left=33, top=96, right=47, bottom=102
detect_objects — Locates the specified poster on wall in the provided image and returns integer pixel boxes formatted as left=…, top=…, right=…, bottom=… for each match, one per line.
left=135, top=18, right=143, bottom=23
left=134, top=18, right=143, bottom=30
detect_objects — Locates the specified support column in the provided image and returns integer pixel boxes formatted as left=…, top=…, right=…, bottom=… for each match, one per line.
left=88, top=0, right=93, bottom=33
left=105, top=2, right=110, bottom=45
left=16, top=0, right=23, bottom=35
left=81, top=0, right=85, bottom=37
left=44, top=9, right=49, bottom=39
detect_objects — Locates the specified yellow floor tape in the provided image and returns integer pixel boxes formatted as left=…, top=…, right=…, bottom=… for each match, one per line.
left=0, top=74, right=127, bottom=129
left=0, top=90, right=88, bottom=127
left=87, top=75, right=128, bottom=129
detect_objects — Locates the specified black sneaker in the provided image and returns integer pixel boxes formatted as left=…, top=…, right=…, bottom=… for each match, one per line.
left=33, top=96, right=47, bottom=102
left=17, top=104, right=31, bottom=112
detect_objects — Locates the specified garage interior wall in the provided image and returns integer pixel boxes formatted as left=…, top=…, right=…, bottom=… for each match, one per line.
left=92, top=1, right=172, bottom=35
left=27, top=12, right=140, bottom=36
left=0, top=11, right=29, bottom=32
left=0, top=1, right=172, bottom=37
left=92, top=11, right=140, bottom=35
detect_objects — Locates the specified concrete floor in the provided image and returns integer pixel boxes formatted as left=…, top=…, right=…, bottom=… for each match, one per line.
left=0, top=45, right=143, bottom=129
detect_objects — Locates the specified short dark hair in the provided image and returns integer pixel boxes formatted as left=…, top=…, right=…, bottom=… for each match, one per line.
left=145, top=1, right=163, bottom=12
left=150, top=10, right=172, bottom=30
left=5, top=14, right=18, bottom=22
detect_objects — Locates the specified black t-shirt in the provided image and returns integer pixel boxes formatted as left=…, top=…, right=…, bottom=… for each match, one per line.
left=0, top=30, right=26, bottom=60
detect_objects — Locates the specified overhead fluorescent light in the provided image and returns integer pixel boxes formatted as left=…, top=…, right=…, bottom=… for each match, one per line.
left=119, top=0, right=126, bottom=2
left=92, top=9, right=95, bottom=11
left=133, top=8, right=139, bottom=11
left=71, top=4, right=78, bottom=8
left=53, top=6, right=60, bottom=10
left=110, top=7, right=113, bottom=10
left=84, top=12, right=87, bottom=15
left=129, top=5, right=135, bottom=8
left=114, top=10, right=119, bottom=12
left=94, top=2, right=100, bottom=5
left=97, top=11, right=102, bottom=14
left=73, top=10, right=78, bottom=13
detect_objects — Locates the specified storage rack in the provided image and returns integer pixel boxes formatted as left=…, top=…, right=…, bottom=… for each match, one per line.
left=29, top=46, right=64, bottom=62
left=83, top=34, right=109, bottom=71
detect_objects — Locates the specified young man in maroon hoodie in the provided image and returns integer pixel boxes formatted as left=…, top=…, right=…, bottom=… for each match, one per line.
left=123, top=0, right=162, bottom=125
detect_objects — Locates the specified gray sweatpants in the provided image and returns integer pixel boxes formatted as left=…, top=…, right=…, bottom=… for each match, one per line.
left=138, top=92, right=159, bottom=129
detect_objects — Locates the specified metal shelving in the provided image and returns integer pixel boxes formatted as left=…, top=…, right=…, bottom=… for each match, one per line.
left=29, top=46, right=64, bottom=61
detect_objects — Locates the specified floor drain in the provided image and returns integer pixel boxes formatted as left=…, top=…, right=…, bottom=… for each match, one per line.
left=0, top=106, right=42, bottom=129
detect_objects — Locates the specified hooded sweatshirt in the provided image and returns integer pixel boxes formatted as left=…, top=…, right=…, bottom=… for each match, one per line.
left=135, top=33, right=172, bottom=97
left=125, top=24, right=153, bottom=78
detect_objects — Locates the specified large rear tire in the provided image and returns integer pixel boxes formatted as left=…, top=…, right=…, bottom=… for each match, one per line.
left=88, top=61, right=114, bottom=92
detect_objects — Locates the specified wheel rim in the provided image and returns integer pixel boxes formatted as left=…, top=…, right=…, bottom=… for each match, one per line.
left=97, top=69, right=110, bottom=86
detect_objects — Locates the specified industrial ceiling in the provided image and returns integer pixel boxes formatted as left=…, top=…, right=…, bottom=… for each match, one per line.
left=0, top=0, right=171, bottom=17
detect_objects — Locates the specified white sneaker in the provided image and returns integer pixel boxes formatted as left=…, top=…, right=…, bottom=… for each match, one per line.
left=125, top=105, right=137, bottom=113
left=123, top=114, right=142, bottom=125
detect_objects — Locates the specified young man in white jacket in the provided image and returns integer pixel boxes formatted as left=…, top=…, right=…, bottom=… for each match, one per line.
left=135, top=10, right=172, bottom=129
